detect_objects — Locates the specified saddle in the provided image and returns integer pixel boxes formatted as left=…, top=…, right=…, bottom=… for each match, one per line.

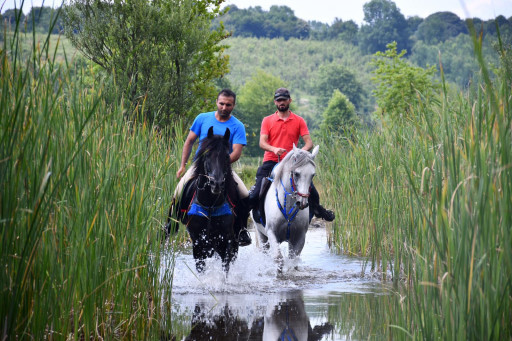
left=166, top=176, right=243, bottom=236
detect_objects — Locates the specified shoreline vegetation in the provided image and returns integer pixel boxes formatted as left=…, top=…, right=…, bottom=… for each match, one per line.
left=2, top=8, right=511, bottom=341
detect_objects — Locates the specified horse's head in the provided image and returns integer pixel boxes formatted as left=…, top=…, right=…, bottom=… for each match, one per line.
left=195, top=126, right=232, bottom=196
left=278, top=144, right=319, bottom=209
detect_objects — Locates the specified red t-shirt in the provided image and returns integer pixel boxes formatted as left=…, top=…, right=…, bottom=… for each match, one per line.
left=261, top=111, right=310, bottom=162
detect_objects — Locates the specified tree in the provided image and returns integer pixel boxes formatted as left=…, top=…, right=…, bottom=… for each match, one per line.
left=236, top=70, right=287, bottom=156
left=216, top=5, right=310, bottom=40
left=371, top=41, right=439, bottom=124
left=63, top=0, right=229, bottom=124
left=320, top=89, right=358, bottom=135
left=25, top=6, right=63, bottom=33
left=407, top=15, right=423, bottom=36
left=1, top=9, right=25, bottom=28
left=329, top=18, right=359, bottom=44
left=416, top=12, right=467, bottom=44
left=315, top=63, right=364, bottom=111
left=359, top=0, right=411, bottom=54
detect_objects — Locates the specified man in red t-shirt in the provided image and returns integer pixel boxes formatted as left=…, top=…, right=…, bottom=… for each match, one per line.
left=249, top=88, right=335, bottom=222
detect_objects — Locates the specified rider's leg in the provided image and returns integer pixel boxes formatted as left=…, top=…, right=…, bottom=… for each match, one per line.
left=173, top=165, right=196, bottom=199
left=309, top=182, right=335, bottom=222
left=232, top=170, right=252, bottom=246
left=249, top=161, right=277, bottom=210
left=166, top=165, right=196, bottom=236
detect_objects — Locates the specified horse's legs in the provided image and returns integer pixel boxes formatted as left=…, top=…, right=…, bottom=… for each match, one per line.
left=187, top=218, right=211, bottom=273
left=288, top=237, right=306, bottom=260
left=211, top=217, right=237, bottom=273
left=192, top=237, right=212, bottom=273
left=255, top=226, right=269, bottom=250
left=265, top=227, right=283, bottom=263
left=193, top=248, right=207, bottom=273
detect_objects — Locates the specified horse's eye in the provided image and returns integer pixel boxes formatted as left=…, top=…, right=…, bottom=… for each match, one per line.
left=294, top=172, right=300, bottom=179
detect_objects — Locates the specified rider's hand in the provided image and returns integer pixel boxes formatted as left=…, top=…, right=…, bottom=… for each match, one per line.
left=273, top=147, right=286, bottom=156
left=176, top=165, right=186, bottom=178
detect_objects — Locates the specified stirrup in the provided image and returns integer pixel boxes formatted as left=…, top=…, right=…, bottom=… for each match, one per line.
left=238, top=229, right=252, bottom=246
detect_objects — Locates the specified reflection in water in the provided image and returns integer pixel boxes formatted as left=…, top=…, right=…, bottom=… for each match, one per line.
left=262, top=291, right=333, bottom=341
left=182, top=291, right=332, bottom=340
left=185, top=303, right=252, bottom=340
left=162, top=227, right=393, bottom=340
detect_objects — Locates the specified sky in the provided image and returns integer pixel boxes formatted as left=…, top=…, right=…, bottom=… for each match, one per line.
left=2, top=0, right=511, bottom=24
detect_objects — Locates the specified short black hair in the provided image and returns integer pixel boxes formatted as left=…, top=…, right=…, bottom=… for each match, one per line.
left=217, top=89, right=236, bottom=103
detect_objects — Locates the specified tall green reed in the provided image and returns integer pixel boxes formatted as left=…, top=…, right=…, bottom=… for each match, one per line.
left=320, top=28, right=511, bottom=339
left=1, top=13, right=187, bottom=338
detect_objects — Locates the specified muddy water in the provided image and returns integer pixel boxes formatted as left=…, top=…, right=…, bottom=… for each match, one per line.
left=161, top=225, right=393, bottom=340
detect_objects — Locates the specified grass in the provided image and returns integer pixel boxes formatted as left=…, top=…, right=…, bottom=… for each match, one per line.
left=320, top=29, right=512, bottom=339
left=0, top=19, right=191, bottom=339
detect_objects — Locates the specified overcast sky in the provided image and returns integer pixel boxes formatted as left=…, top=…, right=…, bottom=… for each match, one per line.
left=2, top=0, right=511, bottom=24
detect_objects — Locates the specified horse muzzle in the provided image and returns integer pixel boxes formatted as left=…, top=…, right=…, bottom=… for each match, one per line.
left=296, top=197, right=309, bottom=210
left=209, top=179, right=225, bottom=195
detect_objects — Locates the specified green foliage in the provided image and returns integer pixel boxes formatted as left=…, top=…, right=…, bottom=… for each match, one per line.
left=236, top=69, right=287, bottom=156
left=416, top=11, right=468, bottom=44
left=410, top=32, right=503, bottom=87
left=494, top=34, right=512, bottom=87
left=315, top=62, right=365, bottom=110
left=371, top=41, right=439, bottom=123
left=1, top=8, right=26, bottom=27
left=320, top=89, right=357, bottom=135
left=216, top=5, right=309, bottom=39
left=359, top=0, right=411, bottom=54
left=1, top=23, right=185, bottom=338
left=326, top=19, right=359, bottom=43
left=63, top=0, right=230, bottom=124
left=25, top=6, right=64, bottom=34
left=224, top=37, right=375, bottom=126
left=321, top=27, right=512, bottom=338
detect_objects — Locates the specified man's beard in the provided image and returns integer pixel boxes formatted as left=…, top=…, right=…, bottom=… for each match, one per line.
left=218, top=109, right=232, bottom=118
left=277, top=104, right=289, bottom=112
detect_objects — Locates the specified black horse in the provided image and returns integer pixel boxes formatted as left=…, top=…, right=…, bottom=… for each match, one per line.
left=166, top=126, right=239, bottom=273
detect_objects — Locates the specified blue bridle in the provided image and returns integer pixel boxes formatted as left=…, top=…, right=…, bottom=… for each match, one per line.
left=275, top=173, right=311, bottom=240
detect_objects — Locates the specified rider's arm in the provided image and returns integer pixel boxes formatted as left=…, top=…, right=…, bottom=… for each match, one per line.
left=301, top=134, right=314, bottom=151
left=176, top=130, right=198, bottom=178
left=230, top=144, right=244, bottom=163
left=260, top=134, right=286, bottom=156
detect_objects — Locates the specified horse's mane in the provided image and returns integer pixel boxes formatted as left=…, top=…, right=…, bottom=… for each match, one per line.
left=193, top=134, right=234, bottom=186
left=273, top=148, right=316, bottom=182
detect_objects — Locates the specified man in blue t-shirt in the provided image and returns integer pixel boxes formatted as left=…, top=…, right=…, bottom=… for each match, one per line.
left=173, top=89, right=252, bottom=246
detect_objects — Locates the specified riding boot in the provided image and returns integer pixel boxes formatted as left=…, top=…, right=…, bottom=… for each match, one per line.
left=236, top=196, right=252, bottom=246
left=310, top=185, right=335, bottom=222
left=248, top=185, right=259, bottom=210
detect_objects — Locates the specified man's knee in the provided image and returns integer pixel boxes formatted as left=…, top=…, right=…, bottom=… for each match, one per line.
left=232, top=170, right=248, bottom=198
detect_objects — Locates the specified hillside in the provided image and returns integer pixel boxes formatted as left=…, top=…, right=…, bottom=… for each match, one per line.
left=223, top=37, right=375, bottom=120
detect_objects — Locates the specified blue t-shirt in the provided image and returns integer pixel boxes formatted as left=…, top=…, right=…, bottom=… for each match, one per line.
left=190, top=112, right=247, bottom=157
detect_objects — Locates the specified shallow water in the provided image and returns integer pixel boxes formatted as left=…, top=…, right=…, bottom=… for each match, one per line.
left=160, top=225, right=392, bottom=340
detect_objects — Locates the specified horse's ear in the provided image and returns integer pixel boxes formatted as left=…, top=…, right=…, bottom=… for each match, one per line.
left=207, top=126, right=214, bottom=138
left=292, top=143, right=298, bottom=152
left=311, top=145, right=319, bottom=158
left=224, top=128, right=230, bottom=141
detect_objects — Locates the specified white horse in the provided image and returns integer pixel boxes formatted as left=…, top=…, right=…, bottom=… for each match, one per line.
left=252, top=144, right=319, bottom=266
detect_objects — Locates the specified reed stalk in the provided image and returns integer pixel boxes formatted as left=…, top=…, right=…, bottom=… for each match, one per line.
left=1, top=14, right=188, bottom=338
left=321, top=27, right=511, bottom=339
